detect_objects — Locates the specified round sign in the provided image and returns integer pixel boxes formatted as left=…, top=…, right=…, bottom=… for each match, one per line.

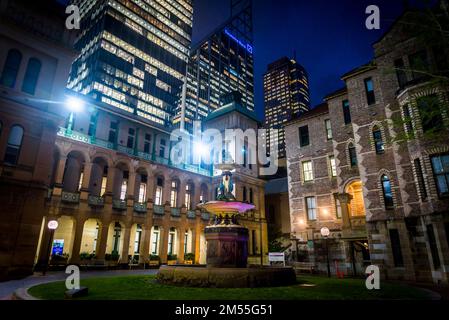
left=47, top=220, right=59, bottom=230
left=320, top=227, right=330, bottom=237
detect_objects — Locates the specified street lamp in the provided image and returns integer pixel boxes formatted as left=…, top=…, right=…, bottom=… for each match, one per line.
left=320, top=227, right=331, bottom=278
left=65, top=96, right=84, bottom=134
left=43, top=219, right=59, bottom=276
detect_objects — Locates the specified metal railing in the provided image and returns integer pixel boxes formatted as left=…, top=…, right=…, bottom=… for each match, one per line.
left=57, top=127, right=212, bottom=176
left=87, top=195, right=104, bottom=207
left=133, top=202, right=147, bottom=213
left=112, top=199, right=127, bottom=211
left=153, top=204, right=165, bottom=215
left=61, top=191, right=80, bottom=203
left=170, top=207, right=181, bottom=217
left=187, top=210, right=196, bottom=219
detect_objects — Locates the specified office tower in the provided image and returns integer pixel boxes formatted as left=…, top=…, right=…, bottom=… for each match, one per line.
left=263, top=57, right=310, bottom=159
left=67, top=0, right=193, bottom=128
left=174, top=0, right=254, bottom=132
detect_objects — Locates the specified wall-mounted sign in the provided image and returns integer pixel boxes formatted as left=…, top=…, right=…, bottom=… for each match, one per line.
left=268, top=252, right=285, bottom=266
left=224, top=28, right=253, bottom=54
left=52, top=239, right=64, bottom=256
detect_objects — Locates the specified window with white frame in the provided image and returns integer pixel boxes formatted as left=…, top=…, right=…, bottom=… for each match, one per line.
left=155, top=177, right=163, bottom=205
left=134, top=224, right=142, bottom=254
left=150, top=226, right=159, bottom=254
left=431, top=154, right=449, bottom=197
left=138, top=182, right=147, bottom=203
left=170, top=181, right=178, bottom=207
left=305, top=197, right=317, bottom=220
left=302, top=161, right=314, bottom=182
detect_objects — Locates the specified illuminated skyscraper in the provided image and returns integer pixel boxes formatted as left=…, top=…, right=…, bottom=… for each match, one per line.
left=263, top=57, right=310, bottom=158
left=67, top=0, right=193, bottom=128
left=174, top=0, right=254, bottom=132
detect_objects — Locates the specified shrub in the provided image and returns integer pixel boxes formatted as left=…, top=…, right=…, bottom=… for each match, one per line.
left=149, top=254, right=160, bottom=261
left=167, top=254, right=177, bottom=261
left=184, top=253, right=195, bottom=261
left=80, top=252, right=95, bottom=260
left=105, top=252, right=120, bottom=261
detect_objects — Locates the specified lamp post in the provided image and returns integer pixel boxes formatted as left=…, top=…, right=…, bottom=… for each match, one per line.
left=43, top=219, right=59, bottom=276
left=320, top=227, right=331, bottom=278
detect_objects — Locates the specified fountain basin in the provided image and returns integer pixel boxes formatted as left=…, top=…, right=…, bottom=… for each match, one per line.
left=157, top=265, right=296, bottom=288
left=205, top=225, right=248, bottom=268
left=199, top=201, right=255, bottom=216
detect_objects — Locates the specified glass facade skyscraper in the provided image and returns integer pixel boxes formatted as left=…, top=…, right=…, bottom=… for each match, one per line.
left=263, top=56, right=310, bottom=158
left=67, top=0, right=193, bottom=128
left=174, top=1, right=254, bottom=132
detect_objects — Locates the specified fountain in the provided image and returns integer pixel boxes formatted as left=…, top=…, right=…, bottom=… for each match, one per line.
left=157, top=165, right=296, bottom=288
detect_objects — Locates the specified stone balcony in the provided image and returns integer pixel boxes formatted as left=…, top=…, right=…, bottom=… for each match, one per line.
left=61, top=191, right=80, bottom=204
left=133, top=202, right=147, bottom=214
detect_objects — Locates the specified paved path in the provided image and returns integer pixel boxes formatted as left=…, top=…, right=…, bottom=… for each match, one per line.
left=0, top=269, right=158, bottom=300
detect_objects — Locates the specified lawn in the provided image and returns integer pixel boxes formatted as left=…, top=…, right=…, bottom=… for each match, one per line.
left=28, top=275, right=433, bottom=300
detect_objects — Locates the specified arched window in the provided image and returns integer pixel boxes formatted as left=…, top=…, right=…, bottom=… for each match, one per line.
left=0, top=49, right=22, bottom=88
left=249, top=188, right=254, bottom=204
left=170, top=180, right=178, bottom=207
left=242, top=186, right=247, bottom=202
left=348, top=143, right=357, bottom=167
left=4, top=125, right=24, bottom=165
left=381, top=175, right=394, bottom=209
left=22, top=58, right=41, bottom=95
left=154, top=177, right=164, bottom=206
left=372, top=126, right=384, bottom=154
left=185, top=183, right=193, bottom=210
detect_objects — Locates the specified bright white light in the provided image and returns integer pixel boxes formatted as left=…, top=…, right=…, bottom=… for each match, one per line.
left=47, top=220, right=59, bottom=230
left=66, top=96, right=84, bottom=112
left=194, top=141, right=209, bottom=157
left=320, top=227, right=330, bottom=237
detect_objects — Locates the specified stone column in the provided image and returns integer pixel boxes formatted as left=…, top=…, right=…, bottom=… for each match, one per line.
left=336, top=192, right=352, bottom=231
left=160, top=226, right=168, bottom=263
left=54, top=156, right=67, bottom=190
left=258, top=186, right=266, bottom=219
left=120, top=223, right=132, bottom=264
left=105, top=167, right=117, bottom=204
left=163, top=176, right=172, bottom=206
left=69, top=217, right=86, bottom=264
left=36, top=216, right=52, bottom=267
left=146, top=174, right=155, bottom=203
left=139, top=224, right=152, bottom=263
left=179, top=180, right=187, bottom=209
left=126, top=170, right=137, bottom=206
left=80, top=162, right=93, bottom=200
left=194, top=217, right=202, bottom=264
left=193, top=182, right=202, bottom=209
left=178, top=228, right=185, bottom=262
left=96, top=220, right=110, bottom=260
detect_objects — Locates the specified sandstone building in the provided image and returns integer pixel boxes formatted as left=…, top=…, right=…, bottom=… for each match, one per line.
left=0, top=0, right=268, bottom=280
left=285, top=9, right=449, bottom=283
left=0, top=0, right=76, bottom=280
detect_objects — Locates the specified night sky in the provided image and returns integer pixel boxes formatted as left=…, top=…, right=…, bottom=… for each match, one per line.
left=192, top=0, right=410, bottom=119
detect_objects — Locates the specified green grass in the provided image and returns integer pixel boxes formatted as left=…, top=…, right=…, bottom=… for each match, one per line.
left=28, top=275, right=432, bottom=300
